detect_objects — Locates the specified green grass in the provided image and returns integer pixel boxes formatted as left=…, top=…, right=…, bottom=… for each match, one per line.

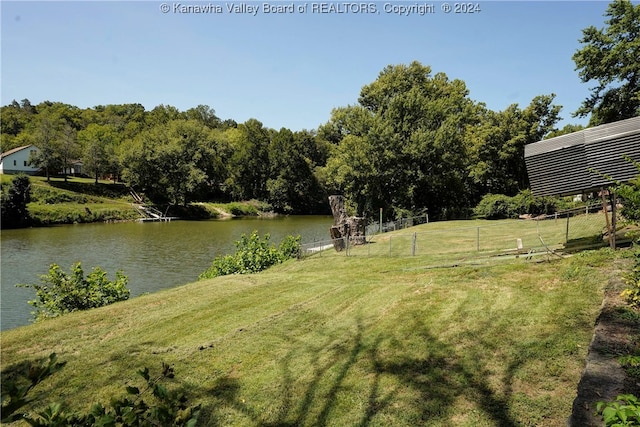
left=1, top=235, right=622, bottom=426
left=1, top=175, right=140, bottom=225
left=346, top=216, right=608, bottom=263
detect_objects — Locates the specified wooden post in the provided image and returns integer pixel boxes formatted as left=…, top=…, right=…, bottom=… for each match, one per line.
left=601, top=188, right=612, bottom=248
left=412, top=232, right=417, bottom=256
left=611, top=190, right=617, bottom=249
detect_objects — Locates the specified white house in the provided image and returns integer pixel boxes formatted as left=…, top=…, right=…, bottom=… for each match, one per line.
left=0, top=145, right=41, bottom=175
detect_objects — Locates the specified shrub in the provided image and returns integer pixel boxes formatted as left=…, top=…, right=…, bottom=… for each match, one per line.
left=597, top=394, right=640, bottom=426
left=18, top=262, right=130, bottom=321
left=1, top=354, right=200, bottom=426
left=199, top=231, right=301, bottom=279
left=473, top=190, right=560, bottom=220
left=622, top=250, right=640, bottom=309
left=0, top=174, right=32, bottom=228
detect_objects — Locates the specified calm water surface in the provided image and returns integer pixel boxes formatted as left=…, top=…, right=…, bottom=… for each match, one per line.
left=1, top=216, right=333, bottom=331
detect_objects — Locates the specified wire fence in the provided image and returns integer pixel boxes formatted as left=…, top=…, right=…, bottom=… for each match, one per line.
left=299, top=205, right=618, bottom=262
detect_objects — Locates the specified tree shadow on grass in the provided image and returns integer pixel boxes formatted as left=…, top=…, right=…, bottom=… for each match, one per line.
left=197, top=314, right=521, bottom=426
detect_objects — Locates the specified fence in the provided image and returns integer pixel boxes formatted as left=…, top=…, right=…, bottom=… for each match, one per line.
left=300, top=205, right=618, bottom=262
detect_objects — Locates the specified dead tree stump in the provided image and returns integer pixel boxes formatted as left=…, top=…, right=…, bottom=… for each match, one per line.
left=328, top=195, right=366, bottom=251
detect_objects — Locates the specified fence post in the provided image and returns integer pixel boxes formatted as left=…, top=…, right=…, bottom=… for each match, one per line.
left=565, top=214, right=570, bottom=244
left=412, top=232, right=417, bottom=256
left=389, top=235, right=392, bottom=257
left=380, top=208, right=383, bottom=234
left=477, top=227, right=480, bottom=251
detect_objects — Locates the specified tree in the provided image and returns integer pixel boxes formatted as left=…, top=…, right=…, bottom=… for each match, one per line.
left=29, top=114, right=62, bottom=182
left=467, top=94, right=562, bottom=197
left=267, top=128, right=325, bottom=213
left=545, top=123, right=586, bottom=139
left=323, top=62, right=478, bottom=218
left=224, top=119, right=271, bottom=201
left=0, top=174, right=31, bottom=228
left=122, top=120, right=225, bottom=205
left=185, top=104, right=221, bottom=128
left=79, top=123, right=119, bottom=184
left=573, top=0, right=640, bottom=125
left=59, top=124, right=80, bottom=182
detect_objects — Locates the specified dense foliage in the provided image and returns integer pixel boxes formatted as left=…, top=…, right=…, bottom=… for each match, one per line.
left=597, top=394, right=640, bottom=426
left=473, top=190, right=563, bottom=220
left=0, top=174, right=32, bottom=228
left=318, top=62, right=562, bottom=219
left=573, top=0, right=640, bottom=125
left=199, top=231, right=301, bottom=279
left=0, top=81, right=567, bottom=219
left=12, top=1, right=639, bottom=219
left=2, top=2, right=638, bottom=217
left=19, top=262, right=130, bottom=321
left=1, top=354, right=200, bottom=426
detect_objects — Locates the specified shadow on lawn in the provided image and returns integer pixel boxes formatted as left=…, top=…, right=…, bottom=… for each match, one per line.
left=197, top=315, right=520, bottom=427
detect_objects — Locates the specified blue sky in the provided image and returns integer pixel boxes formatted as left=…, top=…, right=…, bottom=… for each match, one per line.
left=0, top=1, right=623, bottom=131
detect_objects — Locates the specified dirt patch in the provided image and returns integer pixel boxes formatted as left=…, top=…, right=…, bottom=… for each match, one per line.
left=568, top=274, right=640, bottom=426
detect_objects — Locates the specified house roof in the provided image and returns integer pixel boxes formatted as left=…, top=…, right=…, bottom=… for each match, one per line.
left=0, top=144, right=36, bottom=161
left=524, top=116, right=640, bottom=197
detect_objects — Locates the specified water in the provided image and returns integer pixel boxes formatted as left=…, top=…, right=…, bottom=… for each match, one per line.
left=0, top=216, right=333, bottom=331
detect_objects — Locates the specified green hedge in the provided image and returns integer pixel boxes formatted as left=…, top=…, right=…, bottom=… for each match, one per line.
left=473, top=190, right=567, bottom=220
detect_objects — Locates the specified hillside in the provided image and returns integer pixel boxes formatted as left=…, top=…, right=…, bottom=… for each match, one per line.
left=0, top=240, right=628, bottom=426
left=0, top=175, right=274, bottom=227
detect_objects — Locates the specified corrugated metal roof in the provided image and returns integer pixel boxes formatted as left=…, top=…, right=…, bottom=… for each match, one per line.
left=525, top=116, right=640, bottom=196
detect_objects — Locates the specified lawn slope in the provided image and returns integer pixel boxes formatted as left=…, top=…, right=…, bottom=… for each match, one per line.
left=1, top=247, right=621, bottom=426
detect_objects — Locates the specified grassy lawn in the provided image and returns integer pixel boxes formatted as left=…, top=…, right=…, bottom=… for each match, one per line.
left=0, top=236, right=623, bottom=426
left=341, top=215, right=608, bottom=264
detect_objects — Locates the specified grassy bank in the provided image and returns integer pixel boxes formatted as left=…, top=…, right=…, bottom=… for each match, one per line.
left=1, top=175, right=274, bottom=226
left=1, top=238, right=625, bottom=426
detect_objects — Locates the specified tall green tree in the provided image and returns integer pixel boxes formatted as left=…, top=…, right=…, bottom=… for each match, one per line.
left=267, top=128, right=325, bottom=213
left=224, top=119, right=271, bottom=201
left=29, top=114, right=62, bottom=182
left=573, top=0, right=640, bottom=125
left=323, top=62, right=478, bottom=218
left=79, top=124, right=120, bottom=184
left=467, top=94, right=562, bottom=197
left=59, top=124, right=80, bottom=182
left=122, top=120, right=225, bottom=205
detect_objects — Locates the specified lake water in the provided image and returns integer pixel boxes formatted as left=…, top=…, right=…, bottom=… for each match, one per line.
left=0, top=216, right=333, bottom=331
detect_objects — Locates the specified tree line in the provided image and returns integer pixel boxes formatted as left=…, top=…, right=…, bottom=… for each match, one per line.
left=1, top=0, right=637, bottom=218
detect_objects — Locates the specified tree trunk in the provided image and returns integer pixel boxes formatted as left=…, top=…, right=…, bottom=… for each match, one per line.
left=328, top=195, right=366, bottom=251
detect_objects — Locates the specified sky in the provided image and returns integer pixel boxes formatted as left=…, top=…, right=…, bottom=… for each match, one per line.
left=0, top=1, right=626, bottom=131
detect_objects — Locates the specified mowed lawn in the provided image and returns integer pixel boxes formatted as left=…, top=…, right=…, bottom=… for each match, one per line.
left=0, top=242, right=620, bottom=426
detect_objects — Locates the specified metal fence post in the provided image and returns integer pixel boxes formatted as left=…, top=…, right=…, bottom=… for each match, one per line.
left=565, top=214, right=570, bottom=244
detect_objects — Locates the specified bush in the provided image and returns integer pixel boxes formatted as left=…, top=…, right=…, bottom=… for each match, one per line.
left=18, top=262, right=130, bottom=321
left=1, top=354, right=200, bottom=426
left=199, top=231, right=301, bottom=279
left=0, top=174, right=32, bottom=228
left=473, top=190, right=560, bottom=220
left=597, top=394, right=640, bottom=426
left=622, top=250, right=640, bottom=309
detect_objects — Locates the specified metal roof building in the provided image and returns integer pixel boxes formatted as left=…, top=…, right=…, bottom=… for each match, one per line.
left=524, top=116, right=640, bottom=197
